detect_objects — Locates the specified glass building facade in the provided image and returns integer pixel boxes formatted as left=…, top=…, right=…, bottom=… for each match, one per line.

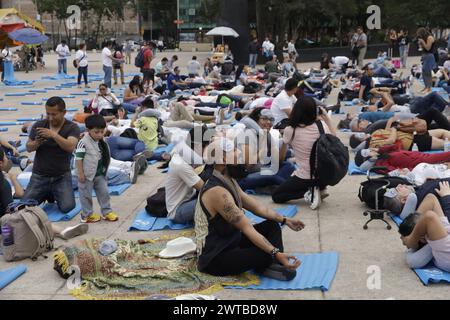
left=179, top=0, right=214, bottom=30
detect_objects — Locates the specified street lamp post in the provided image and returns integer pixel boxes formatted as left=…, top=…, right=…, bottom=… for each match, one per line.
left=177, top=0, right=180, bottom=48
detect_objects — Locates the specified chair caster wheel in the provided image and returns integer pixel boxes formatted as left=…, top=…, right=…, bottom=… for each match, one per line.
left=387, top=225, right=392, bottom=230
left=363, top=226, right=368, bottom=230
left=363, top=212, right=368, bottom=217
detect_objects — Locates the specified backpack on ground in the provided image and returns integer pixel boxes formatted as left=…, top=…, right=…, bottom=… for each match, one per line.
left=0, top=205, right=54, bottom=262
left=310, top=121, right=349, bottom=186
left=145, top=187, right=168, bottom=217
left=358, top=176, right=412, bottom=210
left=134, top=49, right=145, bottom=68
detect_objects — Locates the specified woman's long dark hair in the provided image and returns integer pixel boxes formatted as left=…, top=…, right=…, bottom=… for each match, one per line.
left=248, top=107, right=264, bottom=123
left=416, top=27, right=431, bottom=40
left=288, top=96, right=318, bottom=128
left=129, top=75, right=143, bottom=93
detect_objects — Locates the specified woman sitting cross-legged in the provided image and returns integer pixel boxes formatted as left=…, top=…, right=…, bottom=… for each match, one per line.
left=237, top=107, right=296, bottom=193
left=195, top=137, right=305, bottom=280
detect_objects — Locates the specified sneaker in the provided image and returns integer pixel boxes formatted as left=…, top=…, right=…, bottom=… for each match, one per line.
left=59, top=224, right=89, bottom=240
left=81, top=213, right=102, bottom=223
left=310, top=187, right=322, bottom=210
left=304, top=190, right=312, bottom=205
left=130, top=161, right=139, bottom=184
left=103, top=212, right=119, bottom=222
left=261, top=263, right=297, bottom=281
left=320, top=188, right=330, bottom=200
left=133, top=154, right=148, bottom=174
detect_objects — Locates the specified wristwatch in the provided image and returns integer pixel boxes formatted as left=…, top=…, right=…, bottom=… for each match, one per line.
left=281, top=217, right=287, bottom=226
left=271, top=248, right=280, bottom=259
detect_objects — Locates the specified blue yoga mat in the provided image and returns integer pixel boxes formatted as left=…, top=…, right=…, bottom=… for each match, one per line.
left=0, top=128, right=8, bottom=132
left=74, top=183, right=131, bottom=198
left=67, top=108, right=79, bottom=112
left=44, top=87, right=62, bottom=90
left=0, top=108, right=18, bottom=111
left=227, top=252, right=339, bottom=291
left=58, top=95, right=76, bottom=99
left=148, top=160, right=158, bottom=165
left=153, top=144, right=175, bottom=155
left=129, top=205, right=299, bottom=232
left=5, top=93, right=29, bottom=96
left=348, top=161, right=368, bottom=176
left=21, top=102, right=43, bottom=106
left=70, top=93, right=89, bottom=96
left=42, top=202, right=82, bottom=222
left=0, top=121, right=24, bottom=126
left=0, top=265, right=27, bottom=290
left=17, top=117, right=41, bottom=121
left=29, top=89, right=47, bottom=93
left=42, top=74, right=76, bottom=80
left=389, top=214, right=450, bottom=285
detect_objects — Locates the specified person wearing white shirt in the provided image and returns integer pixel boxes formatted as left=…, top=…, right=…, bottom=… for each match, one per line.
left=75, top=44, right=89, bottom=88
left=55, top=40, right=70, bottom=74
left=331, top=56, right=350, bottom=72
left=187, top=56, right=202, bottom=77
left=271, top=78, right=299, bottom=128
left=262, top=38, right=274, bottom=61
left=102, top=41, right=122, bottom=88
left=1, top=45, right=12, bottom=82
left=92, top=83, right=121, bottom=116
left=288, top=40, right=298, bottom=60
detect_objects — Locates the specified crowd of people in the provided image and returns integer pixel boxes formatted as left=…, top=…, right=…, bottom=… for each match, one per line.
left=1, top=26, right=450, bottom=285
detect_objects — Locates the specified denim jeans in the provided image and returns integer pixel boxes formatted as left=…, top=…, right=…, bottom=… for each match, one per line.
left=121, top=102, right=138, bottom=113
left=410, top=92, right=449, bottom=114
left=442, top=85, right=450, bottom=95
left=58, top=59, right=67, bottom=74
left=399, top=45, right=408, bottom=68
left=172, top=198, right=197, bottom=224
left=106, top=136, right=146, bottom=162
left=238, top=162, right=296, bottom=191
left=77, top=66, right=88, bottom=85
left=78, top=175, right=112, bottom=218
left=107, top=168, right=131, bottom=185
left=23, top=172, right=75, bottom=213
left=249, top=54, right=258, bottom=68
left=103, top=65, right=112, bottom=88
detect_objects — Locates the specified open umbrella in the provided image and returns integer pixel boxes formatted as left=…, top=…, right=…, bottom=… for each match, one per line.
left=8, top=27, right=48, bottom=45
left=206, top=26, right=239, bottom=45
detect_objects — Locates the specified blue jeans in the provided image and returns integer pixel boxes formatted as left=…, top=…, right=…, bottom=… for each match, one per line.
left=249, top=54, right=258, bottom=68
left=107, top=168, right=131, bottom=185
left=172, top=199, right=197, bottom=224
left=442, top=85, right=450, bottom=95
left=410, top=92, right=449, bottom=114
left=106, top=136, right=146, bottom=162
left=58, top=59, right=67, bottom=74
left=122, top=103, right=138, bottom=113
left=399, top=45, right=408, bottom=68
left=23, top=172, right=75, bottom=213
left=103, top=65, right=112, bottom=88
left=77, top=66, right=88, bottom=85
left=238, top=162, right=296, bottom=191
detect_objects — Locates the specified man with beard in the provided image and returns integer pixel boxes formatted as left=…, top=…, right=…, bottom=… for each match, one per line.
left=194, top=137, right=305, bottom=281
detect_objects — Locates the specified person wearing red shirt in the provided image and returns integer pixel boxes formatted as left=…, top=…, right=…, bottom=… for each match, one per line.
left=142, top=42, right=154, bottom=87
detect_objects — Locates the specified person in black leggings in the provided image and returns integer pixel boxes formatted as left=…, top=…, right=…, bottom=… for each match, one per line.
left=196, top=138, right=305, bottom=278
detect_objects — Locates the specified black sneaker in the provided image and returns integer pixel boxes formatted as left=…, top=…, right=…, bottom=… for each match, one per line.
left=261, top=263, right=297, bottom=281
left=135, top=154, right=148, bottom=175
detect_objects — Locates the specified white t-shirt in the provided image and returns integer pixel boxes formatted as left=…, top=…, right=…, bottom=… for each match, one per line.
left=187, top=60, right=201, bottom=75
left=271, top=90, right=297, bottom=125
left=444, top=60, right=450, bottom=71
left=262, top=41, right=274, bottom=53
left=102, top=47, right=112, bottom=67
left=55, top=44, right=70, bottom=60
left=288, top=42, right=297, bottom=54
left=333, top=56, right=349, bottom=68
left=165, top=153, right=201, bottom=220
left=75, top=50, right=88, bottom=67
left=1, top=49, right=12, bottom=62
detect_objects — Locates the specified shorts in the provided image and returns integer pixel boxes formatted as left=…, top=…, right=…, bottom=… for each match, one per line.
left=428, top=216, right=450, bottom=272
left=413, top=133, right=432, bottom=152
left=142, top=68, right=155, bottom=82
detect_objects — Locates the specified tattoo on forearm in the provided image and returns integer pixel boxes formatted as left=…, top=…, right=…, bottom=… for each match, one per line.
left=222, top=193, right=243, bottom=224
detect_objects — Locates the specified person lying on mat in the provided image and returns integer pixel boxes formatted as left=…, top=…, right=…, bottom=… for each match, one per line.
left=165, top=126, right=214, bottom=225
left=388, top=163, right=450, bottom=187
left=22, top=97, right=80, bottom=214
left=195, top=137, right=305, bottom=281
left=0, top=149, right=88, bottom=239
left=355, top=144, right=450, bottom=174
left=384, top=176, right=450, bottom=220
left=399, top=183, right=450, bottom=272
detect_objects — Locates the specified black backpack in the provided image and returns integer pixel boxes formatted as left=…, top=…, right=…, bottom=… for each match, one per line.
left=134, top=49, right=145, bottom=68
left=145, top=187, right=167, bottom=217
left=358, top=176, right=411, bottom=210
left=310, top=121, right=349, bottom=186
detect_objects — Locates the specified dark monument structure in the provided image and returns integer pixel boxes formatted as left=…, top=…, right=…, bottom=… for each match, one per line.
left=217, top=0, right=250, bottom=65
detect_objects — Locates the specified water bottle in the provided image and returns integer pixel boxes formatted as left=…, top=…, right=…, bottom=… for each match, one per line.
left=412, top=143, right=419, bottom=152
left=445, top=138, right=450, bottom=152
left=1, top=224, right=14, bottom=246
